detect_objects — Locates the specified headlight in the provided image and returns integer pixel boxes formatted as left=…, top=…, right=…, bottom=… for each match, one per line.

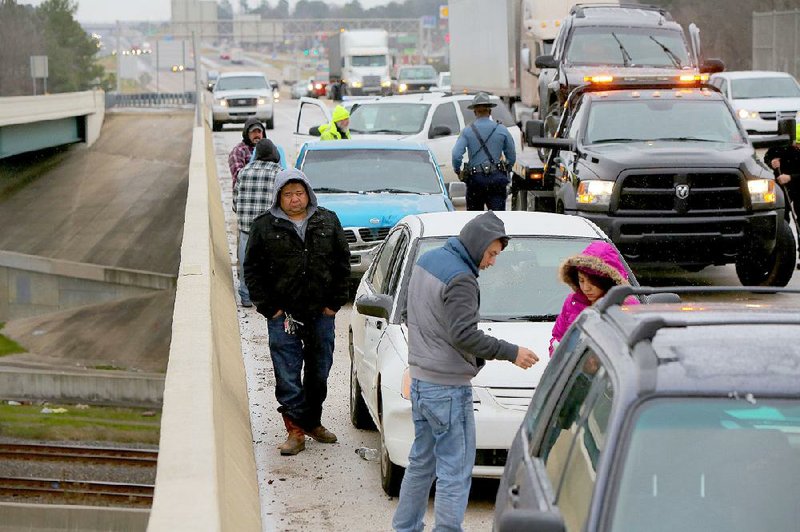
left=748, top=179, right=776, bottom=205
left=272, top=90, right=280, bottom=100
left=315, top=83, right=322, bottom=90
left=381, top=80, right=391, bottom=88
left=577, top=180, right=614, bottom=205
left=351, top=81, right=363, bottom=88
left=307, top=83, right=313, bottom=91
left=399, top=83, right=408, bottom=92
left=257, top=97, right=266, bottom=105
left=737, top=109, right=758, bottom=120
left=216, top=98, right=227, bottom=107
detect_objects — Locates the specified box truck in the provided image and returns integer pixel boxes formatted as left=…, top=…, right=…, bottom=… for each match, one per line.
left=328, top=29, right=392, bottom=96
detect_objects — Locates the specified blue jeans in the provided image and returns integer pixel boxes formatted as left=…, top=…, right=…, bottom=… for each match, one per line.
left=238, top=230, right=251, bottom=303
left=266, top=312, right=336, bottom=430
left=392, top=379, right=475, bottom=532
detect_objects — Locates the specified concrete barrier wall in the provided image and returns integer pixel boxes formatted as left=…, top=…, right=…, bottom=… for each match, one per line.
left=148, top=126, right=261, bottom=531
left=0, top=90, right=105, bottom=156
left=0, top=250, right=175, bottom=321
left=0, top=502, right=149, bottom=532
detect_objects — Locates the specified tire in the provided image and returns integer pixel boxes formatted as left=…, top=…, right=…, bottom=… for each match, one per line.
left=735, top=219, right=796, bottom=287
left=380, top=412, right=404, bottom=496
left=212, top=120, right=222, bottom=132
left=681, top=264, right=708, bottom=273
left=537, top=100, right=561, bottom=161
left=510, top=188, right=527, bottom=211
left=266, top=117, right=274, bottom=130
left=349, top=330, right=375, bottom=430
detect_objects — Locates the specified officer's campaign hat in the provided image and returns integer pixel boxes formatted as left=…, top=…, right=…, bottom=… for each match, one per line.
left=467, top=92, right=497, bottom=109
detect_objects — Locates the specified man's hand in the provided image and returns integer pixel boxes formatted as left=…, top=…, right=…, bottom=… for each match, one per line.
left=771, top=158, right=781, bottom=170
left=323, top=307, right=336, bottom=317
left=778, top=173, right=792, bottom=186
left=272, top=310, right=284, bottom=319
left=514, top=347, right=539, bottom=369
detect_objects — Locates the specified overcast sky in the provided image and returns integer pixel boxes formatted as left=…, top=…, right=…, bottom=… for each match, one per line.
left=21, top=0, right=391, bottom=22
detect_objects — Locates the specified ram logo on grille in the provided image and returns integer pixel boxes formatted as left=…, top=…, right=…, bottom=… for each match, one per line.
left=675, top=184, right=690, bottom=199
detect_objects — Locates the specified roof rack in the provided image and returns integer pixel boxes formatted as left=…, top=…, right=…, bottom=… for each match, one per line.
left=571, top=3, right=673, bottom=21
left=598, top=286, right=800, bottom=348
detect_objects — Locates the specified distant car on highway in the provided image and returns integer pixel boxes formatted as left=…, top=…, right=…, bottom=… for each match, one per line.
left=349, top=210, right=635, bottom=495
left=309, top=73, right=329, bottom=98
left=294, top=92, right=523, bottom=181
left=710, top=71, right=800, bottom=139
left=436, top=71, right=451, bottom=92
left=290, top=79, right=311, bottom=99
left=391, top=65, right=439, bottom=94
left=495, top=287, right=800, bottom=532
left=219, top=51, right=230, bottom=60
left=211, top=71, right=275, bottom=131
left=294, top=140, right=457, bottom=279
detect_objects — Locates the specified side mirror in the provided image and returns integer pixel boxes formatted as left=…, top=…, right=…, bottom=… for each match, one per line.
left=778, top=117, right=796, bottom=138
left=496, top=509, right=566, bottom=532
left=309, top=126, right=322, bottom=137
left=526, top=137, right=576, bottom=151
left=535, top=55, right=557, bottom=69
left=700, top=58, right=725, bottom=74
left=752, top=134, right=792, bottom=150
left=429, top=125, right=452, bottom=139
left=355, top=293, right=393, bottom=320
left=448, top=181, right=466, bottom=199
left=525, top=119, right=545, bottom=146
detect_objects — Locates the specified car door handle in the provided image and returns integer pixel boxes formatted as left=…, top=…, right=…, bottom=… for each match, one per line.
left=376, top=320, right=383, bottom=330
left=508, top=484, right=520, bottom=507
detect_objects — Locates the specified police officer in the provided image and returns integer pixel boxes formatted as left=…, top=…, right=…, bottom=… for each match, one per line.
left=765, top=135, right=800, bottom=267
left=452, top=92, right=516, bottom=211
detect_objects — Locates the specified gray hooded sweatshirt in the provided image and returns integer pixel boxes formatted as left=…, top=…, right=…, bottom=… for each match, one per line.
left=269, top=168, right=319, bottom=240
left=406, top=211, right=518, bottom=386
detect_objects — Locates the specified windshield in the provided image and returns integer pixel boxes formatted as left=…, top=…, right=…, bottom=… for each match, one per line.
left=414, top=237, right=607, bottom=319
left=585, top=99, right=744, bottom=144
left=611, top=398, right=800, bottom=532
left=566, top=27, right=691, bottom=68
left=399, top=67, right=438, bottom=80
left=458, top=100, right=516, bottom=128
left=214, top=76, right=268, bottom=91
left=300, top=149, right=442, bottom=194
left=349, top=103, right=430, bottom=134
left=352, top=55, right=387, bottom=67
left=731, top=77, right=800, bottom=99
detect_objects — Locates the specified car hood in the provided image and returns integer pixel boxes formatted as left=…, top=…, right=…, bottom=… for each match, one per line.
left=213, top=88, right=271, bottom=98
left=316, top=192, right=451, bottom=228
left=731, top=97, right=800, bottom=112
left=471, top=322, right=553, bottom=389
left=584, top=141, right=753, bottom=171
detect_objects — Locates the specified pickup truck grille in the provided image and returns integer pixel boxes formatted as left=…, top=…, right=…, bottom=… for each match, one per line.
left=362, top=76, right=381, bottom=86
left=343, top=227, right=391, bottom=246
left=616, top=172, right=745, bottom=215
left=227, top=97, right=257, bottom=107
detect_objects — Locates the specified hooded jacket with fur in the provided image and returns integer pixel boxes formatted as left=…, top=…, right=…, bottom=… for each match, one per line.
left=549, top=241, right=638, bottom=355
left=243, top=169, right=351, bottom=319
left=406, top=211, right=518, bottom=386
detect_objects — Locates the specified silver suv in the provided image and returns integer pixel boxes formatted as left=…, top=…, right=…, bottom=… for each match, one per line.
left=211, top=71, right=275, bottom=131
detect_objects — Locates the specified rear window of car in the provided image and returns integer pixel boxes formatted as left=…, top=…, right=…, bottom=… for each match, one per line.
left=458, top=100, right=516, bottom=127
left=300, top=148, right=441, bottom=194
left=611, top=397, right=800, bottom=532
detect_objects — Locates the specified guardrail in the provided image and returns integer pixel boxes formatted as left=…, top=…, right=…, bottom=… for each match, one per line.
left=106, top=92, right=196, bottom=109
left=147, top=123, right=261, bottom=531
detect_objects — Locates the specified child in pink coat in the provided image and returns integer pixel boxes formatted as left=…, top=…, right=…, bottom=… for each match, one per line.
left=549, top=241, right=639, bottom=355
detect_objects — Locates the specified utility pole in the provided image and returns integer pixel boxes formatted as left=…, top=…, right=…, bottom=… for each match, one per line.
left=116, top=21, right=121, bottom=94
left=193, top=31, right=202, bottom=127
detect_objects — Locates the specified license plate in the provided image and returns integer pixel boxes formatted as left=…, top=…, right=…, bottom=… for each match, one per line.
left=238, top=99, right=248, bottom=104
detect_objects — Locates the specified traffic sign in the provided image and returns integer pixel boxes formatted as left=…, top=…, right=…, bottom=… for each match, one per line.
left=439, top=5, right=449, bottom=19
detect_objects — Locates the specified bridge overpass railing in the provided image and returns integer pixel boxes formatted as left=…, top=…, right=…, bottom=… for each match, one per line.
left=147, top=121, right=261, bottom=531
left=106, top=92, right=196, bottom=109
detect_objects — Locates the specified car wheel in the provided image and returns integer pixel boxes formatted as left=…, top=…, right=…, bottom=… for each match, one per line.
left=266, top=117, right=274, bottom=130
left=349, top=330, right=375, bottom=430
left=537, top=100, right=561, bottom=161
left=212, top=120, right=222, bottom=132
left=735, top=219, right=796, bottom=286
left=380, top=414, right=404, bottom=497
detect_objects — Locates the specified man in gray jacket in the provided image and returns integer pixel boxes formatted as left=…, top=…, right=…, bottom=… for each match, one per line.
left=392, top=211, right=539, bottom=532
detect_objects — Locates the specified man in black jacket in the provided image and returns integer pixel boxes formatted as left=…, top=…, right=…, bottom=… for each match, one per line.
left=765, top=139, right=800, bottom=266
left=244, top=168, right=351, bottom=455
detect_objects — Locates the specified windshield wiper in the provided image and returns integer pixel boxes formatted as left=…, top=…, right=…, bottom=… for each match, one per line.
left=314, top=187, right=353, bottom=193
left=368, top=129, right=406, bottom=134
left=505, top=314, right=559, bottom=322
left=651, top=136, right=719, bottom=142
left=348, top=128, right=366, bottom=133
left=591, top=137, right=640, bottom=144
left=367, top=187, right=420, bottom=194
left=610, top=32, right=633, bottom=67
left=648, top=36, right=682, bottom=68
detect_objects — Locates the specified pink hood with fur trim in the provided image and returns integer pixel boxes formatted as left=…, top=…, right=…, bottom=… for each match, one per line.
left=549, top=241, right=638, bottom=356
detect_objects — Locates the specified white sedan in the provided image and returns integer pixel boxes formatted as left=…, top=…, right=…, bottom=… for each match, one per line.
left=348, top=211, right=633, bottom=495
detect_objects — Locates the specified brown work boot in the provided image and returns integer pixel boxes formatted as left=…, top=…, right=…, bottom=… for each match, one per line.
left=304, top=425, right=338, bottom=444
left=279, top=415, right=306, bottom=456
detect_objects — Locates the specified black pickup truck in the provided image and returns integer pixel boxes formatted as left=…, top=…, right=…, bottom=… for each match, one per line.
left=521, top=76, right=796, bottom=286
